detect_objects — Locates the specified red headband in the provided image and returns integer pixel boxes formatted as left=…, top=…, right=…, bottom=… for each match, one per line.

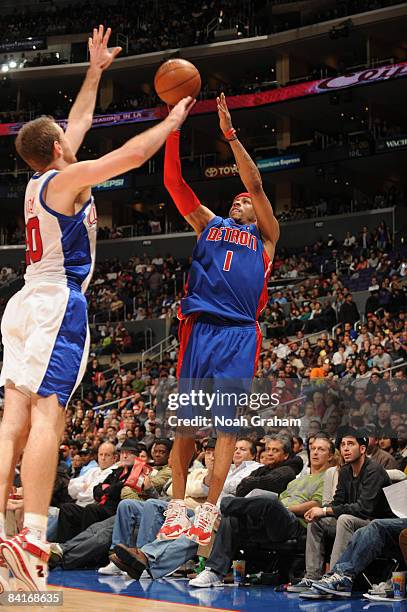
left=233, top=192, right=252, bottom=202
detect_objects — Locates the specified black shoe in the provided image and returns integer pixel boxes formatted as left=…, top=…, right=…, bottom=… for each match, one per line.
left=113, top=545, right=148, bottom=581
left=48, top=543, right=63, bottom=570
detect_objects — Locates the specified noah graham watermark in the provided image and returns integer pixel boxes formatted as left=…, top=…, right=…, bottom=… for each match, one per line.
left=167, top=414, right=302, bottom=428
left=166, top=390, right=301, bottom=429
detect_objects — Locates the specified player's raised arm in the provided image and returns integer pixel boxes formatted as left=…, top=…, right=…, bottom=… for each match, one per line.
left=50, top=98, right=195, bottom=200
left=164, top=128, right=214, bottom=236
left=217, top=93, right=280, bottom=257
left=65, top=25, right=122, bottom=155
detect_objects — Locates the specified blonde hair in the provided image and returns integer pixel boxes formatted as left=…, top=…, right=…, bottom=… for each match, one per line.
left=15, top=115, right=60, bottom=171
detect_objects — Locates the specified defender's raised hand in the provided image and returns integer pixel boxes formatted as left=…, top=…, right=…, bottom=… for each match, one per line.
left=168, top=96, right=196, bottom=129
left=89, top=25, right=122, bottom=72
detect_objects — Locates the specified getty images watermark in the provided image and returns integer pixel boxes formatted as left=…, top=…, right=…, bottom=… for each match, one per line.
left=166, top=389, right=301, bottom=429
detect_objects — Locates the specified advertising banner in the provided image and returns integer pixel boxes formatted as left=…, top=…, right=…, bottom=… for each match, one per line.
left=376, top=135, right=407, bottom=152
left=204, top=164, right=239, bottom=179
left=1, top=61, right=406, bottom=137
left=0, top=37, right=46, bottom=53
left=257, top=154, right=302, bottom=172
left=93, top=175, right=130, bottom=191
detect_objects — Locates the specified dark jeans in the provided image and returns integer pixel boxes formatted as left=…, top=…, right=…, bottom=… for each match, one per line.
left=57, top=502, right=113, bottom=543
left=334, top=518, right=407, bottom=578
left=60, top=516, right=115, bottom=569
left=207, top=493, right=304, bottom=577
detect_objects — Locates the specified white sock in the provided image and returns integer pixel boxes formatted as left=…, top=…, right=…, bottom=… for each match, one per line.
left=24, top=513, right=48, bottom=543
left=0, top=512, right=5, bottom=539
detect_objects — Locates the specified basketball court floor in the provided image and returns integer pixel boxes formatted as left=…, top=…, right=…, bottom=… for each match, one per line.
left=47, top=570, right=407, bottom=611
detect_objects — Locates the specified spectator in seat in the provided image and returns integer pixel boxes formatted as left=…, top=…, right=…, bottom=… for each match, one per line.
left=71, top=454, right=82, bottom=478
left=374, top=402, right=392, bottom=436
left=365, top=290, right=380, bottom=317
left=395, top=424, right=407, bottom=469
left=365, top=425, right=398, bottom=469
left=78, top=448, right=98, bottom=475
left=378, top=431, right=399, bottom=457
left=56, top=439, right=139, bottom=542
left=305, top=514, right=407, bottom=598
left=235, top=435, right=302, bottom=497
left=310, top=358, right=330, bottom=379
left=290, top=428, right=392, bottom=593
left=60, top=442, right=117, bottom=514
left=293, top=436, right=308, bottom=467
left=120, top=439, right=172, bottom=502
left=217, top=438, right=262, bottom=503
left=338, top=294, right=359, bottom=326
left=343, top=232, right=355, bottom=248
left=372, top=345, right=392, bottom=371
left=359, top=226, right=371, bottom=255
left=366, top=370, right=390, bottom=399
left=388, top=283, right=406, bottom=315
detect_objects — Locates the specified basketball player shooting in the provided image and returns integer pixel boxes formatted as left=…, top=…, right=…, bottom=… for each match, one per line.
left=0, top=25, right=194, bottom=593
left=157, top=93, right=280, bottom=545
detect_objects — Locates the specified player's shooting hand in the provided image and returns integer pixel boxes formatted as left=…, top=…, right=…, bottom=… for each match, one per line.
left=168, top=96, right=196, bottom=128
left=216, top=92, right=233, bottom=135
left=88, top=25, right=122, bottom=72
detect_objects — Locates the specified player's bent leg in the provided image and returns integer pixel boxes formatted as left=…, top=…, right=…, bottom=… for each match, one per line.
left=1, top=393, right=65, bottom=592
left=186, top=432, right=236, bottom=546
left=156, top=433, right=195, bottom=541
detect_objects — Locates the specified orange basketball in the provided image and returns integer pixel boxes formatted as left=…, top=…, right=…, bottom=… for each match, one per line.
left=154, top=59, right=201, bottom=105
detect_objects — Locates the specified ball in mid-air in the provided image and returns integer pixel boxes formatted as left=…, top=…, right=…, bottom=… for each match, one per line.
left=154, top=58, right=201, bottom=105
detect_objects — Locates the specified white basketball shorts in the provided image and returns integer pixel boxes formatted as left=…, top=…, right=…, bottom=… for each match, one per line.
left=0, top=282, right=90, bottom=407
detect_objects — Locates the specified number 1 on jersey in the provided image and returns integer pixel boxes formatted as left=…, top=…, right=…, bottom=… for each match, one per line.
left=223, top=250, right=234, bottom=272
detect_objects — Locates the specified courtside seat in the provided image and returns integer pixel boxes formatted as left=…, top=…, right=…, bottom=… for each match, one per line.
left=243, top=535, right=307, bottom=583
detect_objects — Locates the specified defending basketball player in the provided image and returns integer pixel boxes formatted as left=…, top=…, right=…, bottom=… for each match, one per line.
left=0, top=26, right=194, bottom=593
left=157, top=93, right=280, bottom=545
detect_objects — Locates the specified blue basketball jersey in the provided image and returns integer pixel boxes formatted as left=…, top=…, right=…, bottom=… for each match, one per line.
left=180, top=216, right=272, bottom=323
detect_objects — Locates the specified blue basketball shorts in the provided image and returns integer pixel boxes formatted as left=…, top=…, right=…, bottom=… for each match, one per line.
left=175, top=313, right=262, bottom=432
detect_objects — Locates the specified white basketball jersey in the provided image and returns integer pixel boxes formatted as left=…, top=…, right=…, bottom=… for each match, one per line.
left=24, top=170, right=97, bottom=293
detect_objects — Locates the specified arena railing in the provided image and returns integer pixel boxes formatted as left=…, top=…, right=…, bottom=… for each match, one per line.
left=257, top=328, right=329, bottom=361
left=141, top=334, right=178, bottom=372
left=350, top=359, right=407, bottom=384
left=299, top=330, right=329, bottom=345
left=83, top=392, right=152, bottom=413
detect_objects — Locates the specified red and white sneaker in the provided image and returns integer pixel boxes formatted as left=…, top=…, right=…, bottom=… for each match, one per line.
left=0, top=528, right=49, bottom=592
left=0, top=558, right=11, bottom=594
left=185, top=502, right=220, bottom=546
left=156, top=500, right=191, bottom=541
left=0, top=535, right=12, bottom=593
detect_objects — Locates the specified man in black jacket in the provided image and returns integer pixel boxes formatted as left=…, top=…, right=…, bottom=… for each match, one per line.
left=235, top=435, right=302, bottom=497
left=338, top=294, right=359, bottom=326
left=56, top=439, right=140, bottom=542
left=290, top=428, right=393, bottom=593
